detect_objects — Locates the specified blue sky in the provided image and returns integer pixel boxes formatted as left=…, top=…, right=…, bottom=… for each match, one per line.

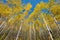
left=22, top=0, right=49, bottom=14
left=1, top=0, right=49, bottom=14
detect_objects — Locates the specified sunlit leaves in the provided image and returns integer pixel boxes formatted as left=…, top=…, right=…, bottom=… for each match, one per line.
left=24, top=3, right=32, bottom=11
left=13, top=6, right=23, bottom=13
left=0, top=3, right=12, bottom=17
left=0, top=0, right=60, bottom=40
left=7, top=0, right=21, bottom=6
left=50, top=5, right=60, bottom=15
left=55, top=15, right=60, bottom=22
left=48, top=0, right=55, bottom=6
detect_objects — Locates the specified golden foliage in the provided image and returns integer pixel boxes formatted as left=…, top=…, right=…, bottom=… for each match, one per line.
left=50, top=5, right=60, bottom=15
left=0, top=0, right=60, bottom=40
left=24, top=3, right=32, bottom=11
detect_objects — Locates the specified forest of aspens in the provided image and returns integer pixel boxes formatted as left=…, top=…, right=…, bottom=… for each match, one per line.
left=0, top=0, right=60, bottom=40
